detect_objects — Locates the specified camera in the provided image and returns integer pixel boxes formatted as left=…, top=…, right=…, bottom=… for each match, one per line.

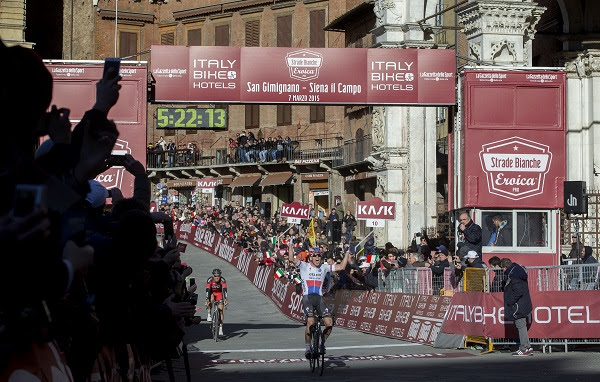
left=415, top=232, right=421, bottom=237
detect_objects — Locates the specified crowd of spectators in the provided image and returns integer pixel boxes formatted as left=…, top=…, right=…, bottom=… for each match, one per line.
left=147, top=139, right=199, bottom=167
left=162, top=201, right=476, bottom=295
left=146, top=133, right=296, bottom=168
left=227, top=133, right=295, bottom=164
left=0, top=42, right=198, bottom=381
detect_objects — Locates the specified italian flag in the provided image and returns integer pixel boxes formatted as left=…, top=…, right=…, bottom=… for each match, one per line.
left=265, top=250, right=274, bottom=259
left=271, top=237, right=277, bottom=245
left=366, top=254, right=378, bottom=264
left=293, top=275, right=302, bottom=285
left=274, top=268, right=285, bottom=279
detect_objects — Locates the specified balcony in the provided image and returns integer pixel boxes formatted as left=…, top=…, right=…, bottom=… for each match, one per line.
left=332, top=135, right=372, bottom=168
left=146, top=137, right=344, bottom=176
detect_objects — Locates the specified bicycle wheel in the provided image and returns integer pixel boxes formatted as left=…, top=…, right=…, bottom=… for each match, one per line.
left=212, top=309, right=220, bottom=342
left=308, top=324, right=315, bottom=371
left=311, top=325, right=320, bottom=373
left=319, top=333, right=325, bottom=376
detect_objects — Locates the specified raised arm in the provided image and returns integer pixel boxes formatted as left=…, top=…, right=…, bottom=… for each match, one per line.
left=333, top=251, right=351, bottom=272
left=288, top=247, right=296, bottom=265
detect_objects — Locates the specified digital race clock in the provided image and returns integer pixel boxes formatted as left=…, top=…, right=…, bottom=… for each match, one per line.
left=156, top=107, right=227, bottom=130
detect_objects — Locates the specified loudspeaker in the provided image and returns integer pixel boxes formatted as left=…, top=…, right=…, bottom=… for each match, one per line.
left=214, top=185, right=224, bottom=199
left=564, top=181, right=587, bottom=214
left=257, top=202, right=271, bottom=217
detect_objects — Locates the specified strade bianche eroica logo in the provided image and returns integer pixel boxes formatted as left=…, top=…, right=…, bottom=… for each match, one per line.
left=285, top=50, right=323, bottom=81
left=479, top=137, right=552, bottom=200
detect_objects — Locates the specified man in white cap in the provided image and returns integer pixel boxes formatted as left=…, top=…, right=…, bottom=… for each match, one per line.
left=457, top=250, right=486, bottom=269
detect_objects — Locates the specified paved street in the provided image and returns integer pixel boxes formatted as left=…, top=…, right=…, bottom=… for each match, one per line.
left=153, top=244, right=600, bottom=382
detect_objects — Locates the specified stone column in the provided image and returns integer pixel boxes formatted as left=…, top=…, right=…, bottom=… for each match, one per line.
left=0, top=0, right=34, bottom=48
left=456, top=0, right=546, bottom=66
left=563, top=50, right=600, bottom=189
left=369, top=0, right=439, bottom=248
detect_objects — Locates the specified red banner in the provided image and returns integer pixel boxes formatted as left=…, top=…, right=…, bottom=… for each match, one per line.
left=151, top=46, right=456, bottom=105
left=441, top=290, right=600, bottom=338
left=280, top=202, right=310, bottom=220
left=174, top=224, right=451, bottom=345
left=356, top=197, right=396, bottom=220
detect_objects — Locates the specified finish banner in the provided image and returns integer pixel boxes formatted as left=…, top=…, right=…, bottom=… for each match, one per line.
left=441, top=290, right=600, bottom=338
left=175, top=224, right=452, bottom=345
left=151, top=46, right=456, bottom=105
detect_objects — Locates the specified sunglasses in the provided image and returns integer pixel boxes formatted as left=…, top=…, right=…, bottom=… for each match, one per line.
left=310, top=254, right=321, bottom=258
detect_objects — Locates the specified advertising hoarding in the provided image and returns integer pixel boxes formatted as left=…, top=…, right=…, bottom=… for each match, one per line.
left=460, top=70, right=566, bottom=209
left=46, top=63, right=148, bottom=198
left=151, top=46, right=456, bottom=105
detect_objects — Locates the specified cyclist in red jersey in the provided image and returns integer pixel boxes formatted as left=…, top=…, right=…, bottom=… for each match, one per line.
left=205, top=268, right=228, bottom=335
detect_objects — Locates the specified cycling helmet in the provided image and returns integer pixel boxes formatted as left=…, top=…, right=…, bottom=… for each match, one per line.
left=309, top=247, right=321, bottom=253
left=212, top=268, right=222, bottom=276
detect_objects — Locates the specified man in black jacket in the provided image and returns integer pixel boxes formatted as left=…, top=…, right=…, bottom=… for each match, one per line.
left=457, top=211, right=482, bottom=258
left=501, top=258, right=533, bottom=356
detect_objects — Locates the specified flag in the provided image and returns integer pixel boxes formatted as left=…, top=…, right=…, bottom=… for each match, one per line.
left=307, top=218, right=316, bottom=247
left=265, top=250, right=274, bottom=259
left=293, top=275, right=302, bottom=285
left=271, top=237, right=277, bottom=245
left=366, top=254, right=378, bottom=264
left=274, top=268, right=285, bottom=279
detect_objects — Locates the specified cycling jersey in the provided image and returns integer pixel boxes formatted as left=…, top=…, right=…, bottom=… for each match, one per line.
left=206, top=276, right=228, bottom=300
left=297, top=261, right=333, bottom=296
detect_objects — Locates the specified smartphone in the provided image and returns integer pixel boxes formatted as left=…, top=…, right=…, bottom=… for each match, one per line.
left=13, top=184, right=47, bottom=217
left=177, top=243, right=187, bottom=253
left=109, top=154, right=127, bottom=167
left=103, top=57, right=121, bottom=79
left=189, top=277, right=195, bottom=287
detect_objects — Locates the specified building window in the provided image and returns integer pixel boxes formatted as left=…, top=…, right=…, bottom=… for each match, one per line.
left=188, top=28, right=201, bottom=46
left=245, top=105, right=259, bottom=128
left=245, top=20, right=260, bottom=47
left=215, top=24, right=230, bottom=46
left=480, top=210, right=550, bottom=250
left=161, top=32, right=175, bottom=45
left=310, top=105, right=325, bottom=123
left=277, top=15, right=292, bottom=47
left=277, top=105, right=292, bottom=126
left=309, top=9, right=325, bottom=48
left=119, top=31, right=138, bottom=57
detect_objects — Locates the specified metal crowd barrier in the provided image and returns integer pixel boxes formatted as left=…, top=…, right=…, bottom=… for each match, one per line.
left=378, top=263, right=599, bottom=352
left=377, top=267, right=433, bottom=295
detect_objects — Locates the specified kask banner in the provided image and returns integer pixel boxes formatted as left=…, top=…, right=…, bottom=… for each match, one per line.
left=151, top=46, right=456, bottom=105
left=175, top=224, right=451, bottom=345
left=441, top=290, right=600, bottom=338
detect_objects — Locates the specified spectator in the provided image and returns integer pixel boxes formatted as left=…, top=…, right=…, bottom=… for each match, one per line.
left=343, top=210, right=357, bottom=237
left=166, top=139, right=176, bottom=167
left=501, top=258, right=533, bottom=356
left=427, top=247, right=450, bottom=294
left=487, top=214, right=512, bottom=246
left=457, top=211, right=482, bottom=258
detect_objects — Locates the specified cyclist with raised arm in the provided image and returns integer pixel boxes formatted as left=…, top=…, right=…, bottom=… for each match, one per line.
left=289, top=248, right=350, bottom=359
left=205, top=268, right=228, bottom=335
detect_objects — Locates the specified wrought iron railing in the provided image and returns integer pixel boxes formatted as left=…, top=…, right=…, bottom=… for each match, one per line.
left=332, top=136, right=372, bottom=168
left=147, top=137, right=343, bottom=169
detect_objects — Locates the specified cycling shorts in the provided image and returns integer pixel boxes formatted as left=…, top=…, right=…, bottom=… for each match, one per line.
left=302, top=294, right=331, bottom=318
left=209, top=292, right=225, bottom=304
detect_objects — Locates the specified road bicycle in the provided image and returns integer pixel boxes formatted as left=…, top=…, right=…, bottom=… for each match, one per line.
left=308, top=314, right=326, bottom=376
left=210, top=302, right=222, bottom=342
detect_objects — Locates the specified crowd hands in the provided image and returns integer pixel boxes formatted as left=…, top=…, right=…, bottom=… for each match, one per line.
left=0, top=42, right=198, bottom=381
